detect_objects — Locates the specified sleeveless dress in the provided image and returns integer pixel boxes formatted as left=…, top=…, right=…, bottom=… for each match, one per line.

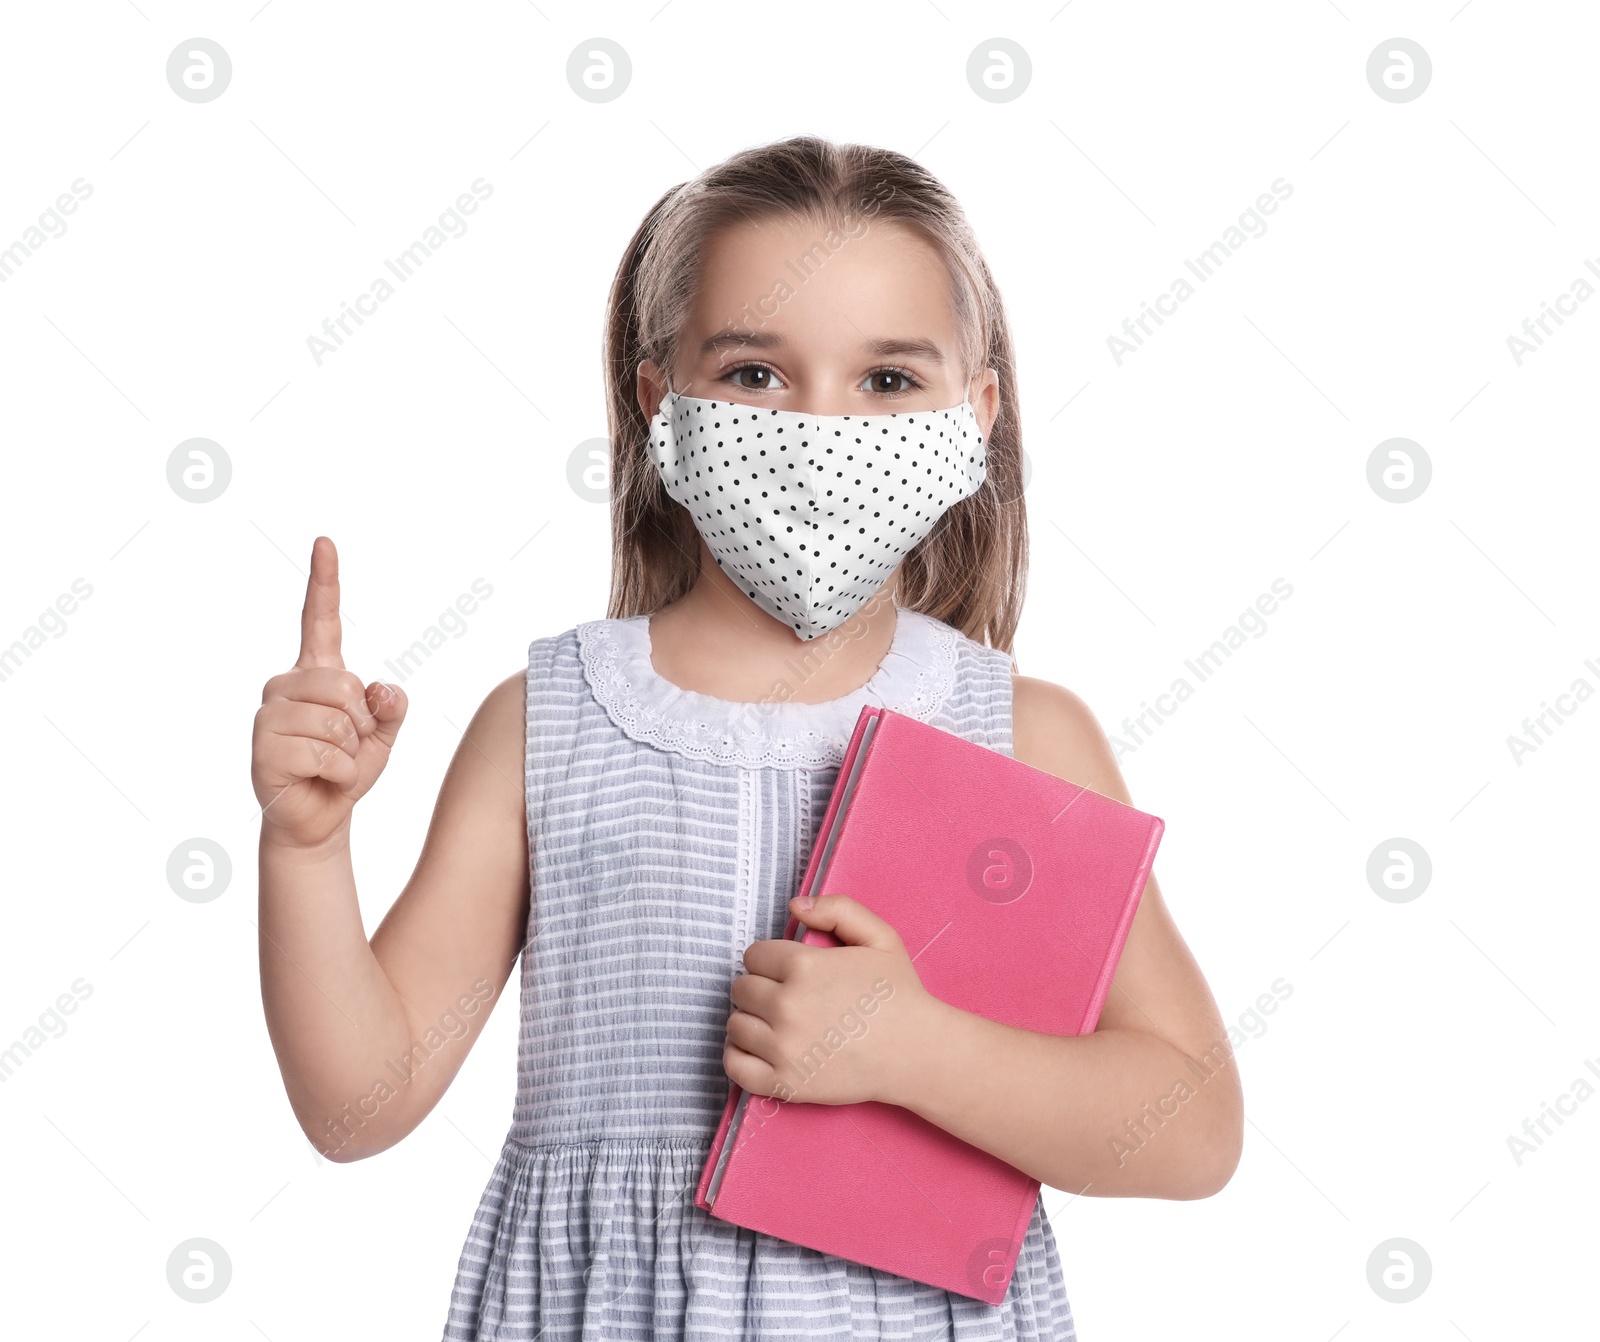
left=439, top=603, right=1079, bottom=1341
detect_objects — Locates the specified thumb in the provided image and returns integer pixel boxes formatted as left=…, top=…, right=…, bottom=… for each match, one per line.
left=365, top=680, right=409, bottom=751
left=790, top=893, right=901, bottom=952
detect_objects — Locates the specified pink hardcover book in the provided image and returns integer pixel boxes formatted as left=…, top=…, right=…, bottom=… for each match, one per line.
left=692, top=703, right=1165, bottom=1305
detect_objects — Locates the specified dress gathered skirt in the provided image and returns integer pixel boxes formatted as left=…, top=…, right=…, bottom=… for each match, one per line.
left=439, top=605, right=1079, bottom=1341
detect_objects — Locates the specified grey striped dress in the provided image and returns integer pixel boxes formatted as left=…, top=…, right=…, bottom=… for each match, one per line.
left=440, top=603, right=1079, bottom=1341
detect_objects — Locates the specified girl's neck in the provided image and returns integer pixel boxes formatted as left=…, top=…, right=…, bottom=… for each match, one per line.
left=646, top=538, right=899, bottom=705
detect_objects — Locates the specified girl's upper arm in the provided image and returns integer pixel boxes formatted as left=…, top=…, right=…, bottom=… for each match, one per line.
left=366, top=666, right=532, bottom=1128
left=1010, top=672, right=1230, bottom=1065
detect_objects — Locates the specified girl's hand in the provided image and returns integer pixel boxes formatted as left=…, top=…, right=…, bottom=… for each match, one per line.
left=251, top=536, right=409, bottom=851
left=723, top=894, right=940, bottom=1107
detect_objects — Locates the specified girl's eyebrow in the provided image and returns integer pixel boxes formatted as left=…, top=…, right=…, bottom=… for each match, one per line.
left=698, top=329, right=947, bottom=363
left=700, top=329, right=782, bottom=356
left=864, top=336, right=946, bottom=364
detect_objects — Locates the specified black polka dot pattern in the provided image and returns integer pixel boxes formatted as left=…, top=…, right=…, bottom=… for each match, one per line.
left=649, top=393, right=987, bottom=639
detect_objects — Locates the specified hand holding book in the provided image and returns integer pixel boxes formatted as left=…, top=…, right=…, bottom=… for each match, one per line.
left=723, top=890, right=943, bottom=1109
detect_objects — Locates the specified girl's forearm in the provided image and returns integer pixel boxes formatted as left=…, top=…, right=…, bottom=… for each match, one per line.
left=880, top=994, right=1243, bottom=1200
left=257, top=827, right=421, bottom=1160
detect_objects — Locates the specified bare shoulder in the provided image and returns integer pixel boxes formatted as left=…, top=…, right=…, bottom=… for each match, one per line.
left=482, top=663, right=529, bottom=719
left=1010, top=671, right=1131, bottom=805
left=471, top=665, right=530, bottom=811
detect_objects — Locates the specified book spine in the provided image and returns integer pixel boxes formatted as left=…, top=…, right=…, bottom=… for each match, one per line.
left=790, top=705, right=878, bottom=943
left=1078, top=817, right=1165, bottom=1033
left=695, top=1078, right=745, bottom=1209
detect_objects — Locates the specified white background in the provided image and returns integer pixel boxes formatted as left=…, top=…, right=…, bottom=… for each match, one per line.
left=1, top=2, right=1595, bottom=1339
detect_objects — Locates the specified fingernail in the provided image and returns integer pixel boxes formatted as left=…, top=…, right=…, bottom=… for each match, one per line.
left=796, top=894, right=814, bottom=910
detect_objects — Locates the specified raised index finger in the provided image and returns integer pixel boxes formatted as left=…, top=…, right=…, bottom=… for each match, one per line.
left=296, top=535, right=344, bottom=670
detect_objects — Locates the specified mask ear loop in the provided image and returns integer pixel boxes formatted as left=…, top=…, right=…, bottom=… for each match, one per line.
left=654, top=371, right=678, bottom=424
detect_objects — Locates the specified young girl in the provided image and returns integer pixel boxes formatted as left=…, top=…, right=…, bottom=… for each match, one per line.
left=253, top=135, right=1242, bottom=1341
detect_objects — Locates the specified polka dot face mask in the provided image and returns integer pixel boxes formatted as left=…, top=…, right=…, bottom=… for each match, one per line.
left=649, top=384, right=987, bottom=640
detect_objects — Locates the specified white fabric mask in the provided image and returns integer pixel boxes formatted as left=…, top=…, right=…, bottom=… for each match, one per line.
left=649, top=381, right=987, bottom=640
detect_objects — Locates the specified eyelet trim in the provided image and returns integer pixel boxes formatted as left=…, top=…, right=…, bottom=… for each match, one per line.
left=733, top=770, right=757, bottom=972
left=575, top=605, right=959, bottom=770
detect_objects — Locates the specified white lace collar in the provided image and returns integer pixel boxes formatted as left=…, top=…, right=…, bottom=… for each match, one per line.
left=575, top=604, right=959, bottom=770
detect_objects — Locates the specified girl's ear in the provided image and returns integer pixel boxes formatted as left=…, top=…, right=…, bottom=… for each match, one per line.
left=971, top=366, right=1001, bottom=441
left=637, top=358, right=668, bottom=420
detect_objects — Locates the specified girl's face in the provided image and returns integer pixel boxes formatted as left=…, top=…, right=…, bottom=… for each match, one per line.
left=638, top=214, right=999, bottom=437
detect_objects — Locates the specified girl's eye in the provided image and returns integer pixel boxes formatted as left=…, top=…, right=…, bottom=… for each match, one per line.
left=721, top=364, right=785, bottom=392
left=860, top=367, right=923, bottom=397
left=717, top=364, right=925, bottom=396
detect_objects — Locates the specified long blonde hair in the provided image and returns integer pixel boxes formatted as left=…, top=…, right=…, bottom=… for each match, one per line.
left=602, top=134, right=1028, bottom=654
